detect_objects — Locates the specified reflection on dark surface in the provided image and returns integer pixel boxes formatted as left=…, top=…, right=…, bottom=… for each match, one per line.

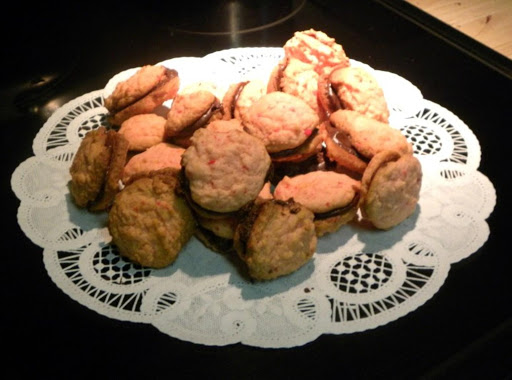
left=164, top=0, right=306, bottom=34
left=13, top=73, right=73, bottom=117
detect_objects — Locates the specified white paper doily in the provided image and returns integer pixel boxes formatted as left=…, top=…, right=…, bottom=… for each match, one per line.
left=11, top=48, right=496, bottom=348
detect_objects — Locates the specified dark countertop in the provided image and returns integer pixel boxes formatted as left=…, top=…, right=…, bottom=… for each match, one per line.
left=4, top=1, right=511, bottom=378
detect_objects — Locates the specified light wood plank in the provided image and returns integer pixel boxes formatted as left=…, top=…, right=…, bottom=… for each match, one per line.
left=406, top=0, right=512, bottom=60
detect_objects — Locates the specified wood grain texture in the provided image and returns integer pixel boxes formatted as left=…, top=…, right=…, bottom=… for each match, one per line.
left=406, top=0, right=512, bottom=60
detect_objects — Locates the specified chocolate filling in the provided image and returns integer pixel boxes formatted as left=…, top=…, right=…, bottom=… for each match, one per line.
left=195, top=225, right=235, bottom=254
left=229, top=81, right=249, bottom=118
left=314, top=193, right=360, bottom=220
left=177, top=98, right=222, bottom=138
left=177, top=168, right=240, bottom=219
left=270, top=150, right=329, bottom=185
left=268, top=60, right=286, bottom=93
left=269, top=127, right=320, bottom=159
left=276, top=62, right=286, bottom=91
left=178, top=166, right=272, bottom=220
left=324, top=123, right=369, bottom=175
left=330, top=129, right=359, bottom=157
left=324, top=82, right=344, bottom=115
left=89, top=130, right=128, bottom=212
left=234, top=202, right=263, bottom=258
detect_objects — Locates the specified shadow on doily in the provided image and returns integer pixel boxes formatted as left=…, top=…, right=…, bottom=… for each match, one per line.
left=315, top=222, right=359, bottom=254
left=65, top=193, right=109, bottom=233
left=149, top=234, right=317, bottom=300
left=315, top=205, right=421, bottom=255
left=231, top=259, right=316, bottom=300
left=227, top=204, right=421, bottom=300
left=150, top=205, right=421, bottom=301
left=354, top=206, right=421, bottom=253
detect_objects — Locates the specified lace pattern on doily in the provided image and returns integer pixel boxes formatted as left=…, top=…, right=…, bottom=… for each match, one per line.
left=11, top=48, right=496, bottom=348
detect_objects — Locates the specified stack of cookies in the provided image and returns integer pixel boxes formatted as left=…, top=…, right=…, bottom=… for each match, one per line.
left=68, top=29, right=422, bottom=281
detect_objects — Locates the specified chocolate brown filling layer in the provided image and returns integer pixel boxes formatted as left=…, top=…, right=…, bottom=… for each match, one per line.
left=195, top=225, right=235, bottom=254
left=324, top=124, right=369, bottom=174
left=270, top=150, right=329, bottom=185
left=177, top=168, right=240, bottom=219
left=268, top=60, right=286, bottom=92
left=233, top=202, right=262, bottom=258
left=177, top=98, right=222, bottom=138
left=314, top=193, right=360, bottom=220
left=89, top=130, right=128, bottom=212
left=229, top=81, right=249, bottom=118
left=323, top=82, right=343, bottom=115
left=178, top=166, right=272, bottom=220
left=269, top=127, right=320, bottom=159
left=330, top=129, right=359, bottom=157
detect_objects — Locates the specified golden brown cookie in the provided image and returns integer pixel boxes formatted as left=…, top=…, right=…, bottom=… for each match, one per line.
left=180, top=128, right=271, bottom=215
left=243, top=91, right=321, bottom=159
left=233, top=199, right=317, bottom=281
left=234, top=200, right=317, bottom=280
left=108, top=168, right=196, bottom=268
left=274, top=171, right=361, bottom=236
left=104, top=65, right=179, bottom=126
left=222, top=80, right=266, bottom=122
left=165, top=89, right=222, bottom=146
left=69, top=127, right=111, bottom=208
left=318, top=65, right=389, bottom=122
left=118, top=113, right=167, bottom=151
left=123, top=142, right=185, bottom=184
left=255, top=181, right=273, bottom=204
left=267, top=58, right=323, bottom=120
left=283, top=29, right=350, bottom=76
left=359, top=150, right=422, bottom=229
left=326, top=109, right=412, bottom=174
left=69, top=127, right=129, bottom=211
left=205, top=118, right=244, bottom=133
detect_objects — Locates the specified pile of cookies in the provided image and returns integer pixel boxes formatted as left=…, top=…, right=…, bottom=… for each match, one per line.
left=69, top=29, right=422, bottom=281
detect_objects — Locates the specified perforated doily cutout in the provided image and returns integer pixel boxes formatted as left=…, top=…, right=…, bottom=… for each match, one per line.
left=11, top=48, right=496, bottom=348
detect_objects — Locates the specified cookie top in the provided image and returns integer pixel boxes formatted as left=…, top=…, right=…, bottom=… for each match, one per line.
left=274, top=171, right=360, bottom=214
left=283, top=29, right=350, bottom=76
left=69, top=127, right=112, bottom=208
left=206, top=118, right=244, bottom=133
left=222, top=80, right=266, bottom=122
left=104, top=65, right=168, bottom=112
left=105, top=65, right=179, bottom=125
left=360, top=150, right=422, bottom=229
left=329, top=109, right=412, bottom=159
left=108, top=168, right=195, bottom=268
left=180, top=81, right=225, bottom=99
left=165, top=90, right=221, bottom=138
left=181, top=128, right=271, bottom=213
left=328, top=66, right=389, bottom=123
left=123, top=142, right=185, bottom=184
left=118, top=113, right=167, bottom=151
left=279, top=58, right=321, bottom=117
left=243, top=92, right=320, bottom=153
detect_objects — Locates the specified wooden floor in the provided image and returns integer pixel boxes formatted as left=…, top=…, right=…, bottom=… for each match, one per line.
left=405, top=0, right=512, bottom=60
